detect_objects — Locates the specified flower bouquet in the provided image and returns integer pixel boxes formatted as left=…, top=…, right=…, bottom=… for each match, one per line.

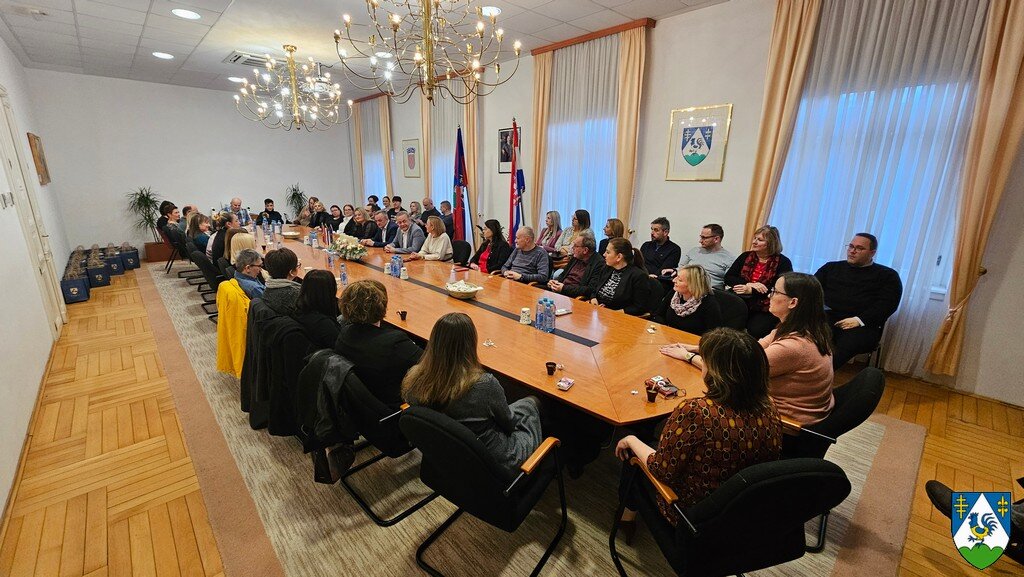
left=329, top=233, right=367, bottom=261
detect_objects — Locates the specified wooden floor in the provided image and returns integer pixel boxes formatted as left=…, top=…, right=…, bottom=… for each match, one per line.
left=0, top=273, right=223, bottom=577
left=0, top=270, right=1021, bottom=576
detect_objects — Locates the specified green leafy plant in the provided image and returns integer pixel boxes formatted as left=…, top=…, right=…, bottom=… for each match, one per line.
left=125, top=186, right=163, bottom=243
left=285, top=183, right=307, bottom=218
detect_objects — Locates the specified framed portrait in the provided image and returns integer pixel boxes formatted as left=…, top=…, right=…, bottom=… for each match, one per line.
left=27, top=133, right=50, bottom=185
left=402, top=138, right=420, bottom=178
left=498, top=127, right=520, bottom=173
left=665, top=104, right=732, bottom=181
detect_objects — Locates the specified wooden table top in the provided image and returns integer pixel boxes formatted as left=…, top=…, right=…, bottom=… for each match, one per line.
left=277, top=226, right=706, bottom=426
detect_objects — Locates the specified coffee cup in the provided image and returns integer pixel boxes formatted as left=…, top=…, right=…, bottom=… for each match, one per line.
left=545, top=362, right=557, bottom=376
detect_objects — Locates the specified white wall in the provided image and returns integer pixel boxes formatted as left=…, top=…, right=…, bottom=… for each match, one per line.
left=25, top=69, right=356, bottom=252
left=0, top=38, right=66, bottom=513
left=388, top=96, right=427, bottom=203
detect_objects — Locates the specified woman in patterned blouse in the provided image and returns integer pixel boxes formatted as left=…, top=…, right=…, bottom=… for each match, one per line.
left=614, top=327, right=783, bottom=536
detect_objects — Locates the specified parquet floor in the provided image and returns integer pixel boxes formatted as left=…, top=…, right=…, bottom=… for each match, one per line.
left=0, top=269, right=1021, bottom=576
left=0, top=272, right=223, bottom=577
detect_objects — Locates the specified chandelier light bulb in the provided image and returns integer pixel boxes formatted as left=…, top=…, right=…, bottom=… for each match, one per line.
left=495, top=28, right=503, bottom=40
left=233, top=94, right=240, bottom=101
left=343, top=14, right=351, bottom=25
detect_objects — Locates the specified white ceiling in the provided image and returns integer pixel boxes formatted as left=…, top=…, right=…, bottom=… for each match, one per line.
left=0, top=0, right=724, bottom=94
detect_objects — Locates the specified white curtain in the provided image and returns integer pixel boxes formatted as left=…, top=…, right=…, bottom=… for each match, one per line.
left=768, top=0, right=988, bottom=375
left=428, top=80, right=472, bottom=233
left=357, top=98, right=388, bottom=201
left=540, top=35, right=619, bottom=235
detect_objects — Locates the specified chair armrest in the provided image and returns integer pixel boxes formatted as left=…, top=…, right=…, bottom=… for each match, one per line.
left=504, top=437, right=560, bottom=496
left=379, top=403, right=411, bottom=424
left=630, top=455, right=698, bottom=536
left=780, top=415, right=803, bottom=434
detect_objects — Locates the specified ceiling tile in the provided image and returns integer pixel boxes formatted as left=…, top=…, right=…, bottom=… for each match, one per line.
left=10, top=0, right=74, bottom=10
left=534, top=0, right=605, bottom=22
left=149, top=0, right=222, bottom=21
left=612, top=0, right=690, bottom=19
left=138, top=36, right=198, bottom=54
left=167, top=0, right=232, bottom=11
left=531, top=22, right=588, bottom=43
left=89, top=0, right=152, bottom=9
left=3, top=15, right=77, bottom=36
left=77, top=14, right=144, bottom=34
left=1, top=8, right=76, bottom=26
left=24, top=43, right=81, bottom=56
left=591, top=0, right=633, bottom=7
left=144, top=13, right=211, bottom=35
left=77, top=26, right=142, bottom=44
left=80, top=35, right=137, bottom=49
left=171, top=68, right=220, bottom=83
left=505, top=0, right=555, bottom=9
left=500, top=10, right=560, bottom=33
left=28, top=52, right=83, bottom=65
left=12, top=28, right=80, bottom=46
left=142, top=25, right=206, bottom=44
left=76, top=0, right=148, bottom=24
left=569, top=9, right=632, bottom=31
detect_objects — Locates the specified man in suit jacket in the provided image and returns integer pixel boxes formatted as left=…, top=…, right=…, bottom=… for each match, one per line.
left=547, top=231, right=604, bottom=298
left=385, top=212, right=426, bottom=254
left=360, top=211, right=398, bottom=248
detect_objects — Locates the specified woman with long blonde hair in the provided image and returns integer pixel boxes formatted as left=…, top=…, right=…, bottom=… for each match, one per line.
left=403, top=313, right=542, bottom=476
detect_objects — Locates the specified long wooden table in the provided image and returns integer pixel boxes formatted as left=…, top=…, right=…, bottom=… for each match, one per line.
left=279, top=227, right=706, bottom=426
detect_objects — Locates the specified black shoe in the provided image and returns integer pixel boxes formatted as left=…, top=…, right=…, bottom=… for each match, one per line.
left=312, top=449, right=337, bottom=484
left=925, top=480, right=953, bottom=519
left=328, top=444, right=355, bottom=477
left=616, top=519, right=637, bottom=545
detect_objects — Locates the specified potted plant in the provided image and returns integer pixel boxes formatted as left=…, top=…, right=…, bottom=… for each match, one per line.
left=125, top=186, right=171, bottom=262
left=284, top=183, right=307, bottom=222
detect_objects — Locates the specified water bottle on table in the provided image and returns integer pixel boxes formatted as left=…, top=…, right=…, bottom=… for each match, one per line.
left=340, top=263, right=348, bottom=287
left=535, top=299, right=546, bottom=331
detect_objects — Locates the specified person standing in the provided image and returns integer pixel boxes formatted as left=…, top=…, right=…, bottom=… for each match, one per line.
left=815, top=233, right=902, bottom=368
left=386, top=196, right=404, bottom=221
left=439, top=201, right=455, bottom=239
left=676, top=224, right=734, bottom=289
left=640, top=217, right=681, bottom=277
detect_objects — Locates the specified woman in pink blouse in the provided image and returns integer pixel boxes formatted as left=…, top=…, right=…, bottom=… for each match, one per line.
left=536, top=211, right=562, bottom=254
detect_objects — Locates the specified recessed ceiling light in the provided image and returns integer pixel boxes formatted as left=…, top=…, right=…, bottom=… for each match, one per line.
left=227, top=76, right=245, bottom=83
left=152, top=51, right=174, bottom=59
left=171, top=8, right=201, bottom=20
left=481, top=6, right=501, bottom=17
left=374, top=51, right=393, bottom=58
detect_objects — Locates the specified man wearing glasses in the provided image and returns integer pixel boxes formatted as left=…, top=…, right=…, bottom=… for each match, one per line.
left=672, top=223, right=734, bottom=289
left=233, top=249, right=266, bottom=299
left=814, top=233, right=903, bottom=369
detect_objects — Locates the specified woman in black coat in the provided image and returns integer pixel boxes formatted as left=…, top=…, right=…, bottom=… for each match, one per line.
left=587, top=238, right=651, bottom=316
left=343, top=207, right=378, bottom=240
left=653, top=265, right=723, bottom=335
left=292, top=270, right=340, bottom=349
left=468, top=219, right=513, bottom=273
left=724, top=225, right=793, bottom=338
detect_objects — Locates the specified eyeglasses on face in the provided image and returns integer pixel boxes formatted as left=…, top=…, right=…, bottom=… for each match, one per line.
left=768, top=287, right=788, bottom=297
left=847, top=244, right=871, bottom=252
left=699, top=235, right=719, bottom=240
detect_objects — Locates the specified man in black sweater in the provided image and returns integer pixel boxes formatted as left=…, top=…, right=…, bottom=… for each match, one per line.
left=815, top=233, right=903, bottom=368
left=639, top=217, right=681, bottom=277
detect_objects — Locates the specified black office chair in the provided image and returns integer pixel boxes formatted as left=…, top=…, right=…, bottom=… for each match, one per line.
left=782, top=366, right=885, bottom=552
left=712, top=288, right=748, bottom=330
left=164, top=227, right=202, bottom=278
left=190, top=251, right=223, bottom=320
left=399, top=406, right=567, bottom=577
left=451, top=240, right=472, bottom=265
left=338, top=374, right=438, bottom=526
left=610, top=457, right=851, bottom=577
left=217, top=256, right=234, bottom=280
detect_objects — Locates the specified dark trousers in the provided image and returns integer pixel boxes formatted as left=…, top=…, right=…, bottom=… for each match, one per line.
left=831, top=325, right=882, bottom=368
left=747, top=311, right=779, bottom=339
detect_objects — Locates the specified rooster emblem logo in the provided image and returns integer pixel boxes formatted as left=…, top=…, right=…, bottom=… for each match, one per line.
left=951, top=492, right=1011, bottom=569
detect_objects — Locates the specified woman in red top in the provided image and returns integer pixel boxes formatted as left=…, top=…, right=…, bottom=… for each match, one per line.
left=469, top=219, right=512, bottom=273
left=614, top=327, right=782, bottom=538
left=724, top=225, right=793, bottom=338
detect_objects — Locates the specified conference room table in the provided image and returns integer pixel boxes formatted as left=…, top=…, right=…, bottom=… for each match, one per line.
left=279, top=226, right=707, bottom=427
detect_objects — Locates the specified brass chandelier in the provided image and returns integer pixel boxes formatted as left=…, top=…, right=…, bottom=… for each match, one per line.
left=334, top=0, right=522, bottom=104
left=233, top=44, right=353, bottom=131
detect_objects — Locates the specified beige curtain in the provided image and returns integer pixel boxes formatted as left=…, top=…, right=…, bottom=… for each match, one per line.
left=615, top=27, right=646, bottom=233
left=378, top=97, right=395, bottom=198
left=925, top=0, right=1024, bottom=376
left=351, top=105, right=365, bottom=197
left=463, top=94, right=480, bottom=246
left=742, top=0, right=822, bottom=246
left=420, top=89, right=432, bottom=195
left=530, top=52, right=553, bottom=228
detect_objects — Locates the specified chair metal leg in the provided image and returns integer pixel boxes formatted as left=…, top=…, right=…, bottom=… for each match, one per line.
left=806, top=511, right=830, bottom=553
left=201, top=302, right=217, bottom=315
left=609, top=466, right=639, bottom=577
left=179, top=267, right=202, bottom=279
left=416, top=508, right=465, bottom=577
left=207, top=314, right=217, bottom=324
left=186, top=275, right=205, bottom=285
left=339, top=452, right=438, bottom=527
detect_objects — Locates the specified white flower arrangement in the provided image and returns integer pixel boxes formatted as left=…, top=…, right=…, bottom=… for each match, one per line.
left=329, top=233, right=367, bottom=261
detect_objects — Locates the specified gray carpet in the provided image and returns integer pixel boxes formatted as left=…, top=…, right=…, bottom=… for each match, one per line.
left=147, top=263, right=883, bottom=577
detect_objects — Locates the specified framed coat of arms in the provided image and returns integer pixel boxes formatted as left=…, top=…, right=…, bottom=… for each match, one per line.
left=665, top=104, right=732, bottom=181
left=402, top=138, right=420, bottom=178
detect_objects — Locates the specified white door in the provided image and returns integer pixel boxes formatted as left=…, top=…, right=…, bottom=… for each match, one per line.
left=0, top=89, right=66, bottom=338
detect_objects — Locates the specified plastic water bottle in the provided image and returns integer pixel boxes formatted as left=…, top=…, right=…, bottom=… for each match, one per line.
left=326, top=251, right=335, bottom=270
left=340, top=263, right=348, bottom=287
left=392, top=256, right=402, bottom=278
left=535, top=299, right=546, bottom=331
left=310, top=230, right=318, bottom=248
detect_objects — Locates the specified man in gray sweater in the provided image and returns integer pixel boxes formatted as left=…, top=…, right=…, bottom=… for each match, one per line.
left=501, top=227, right=550, bottom=283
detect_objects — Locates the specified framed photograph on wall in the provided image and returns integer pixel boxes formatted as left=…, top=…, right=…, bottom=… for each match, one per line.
left=498, top=127, right=520, bottom=173
left=402, top=138, right=420, bottom=178
left=27, top=133, right=50, bottom=185
left=665, top=104, right=733, bottom=181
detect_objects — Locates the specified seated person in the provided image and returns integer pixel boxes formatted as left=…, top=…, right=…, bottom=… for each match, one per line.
left=335, top=280, right=422, bottom=408
left=327, top=205, right=345, bottom=231
left=403, top=312, right=542, bottom=478
left=208, top=211, right=238, bottom=264
left=407, top=201, right=423, bottom=226
left=293, top=270, right=340, bottom=349
left=338, top=204, right=355, bottom=232
left=186, top=212, right=211, bottom=252
left=640, top=217, right=681, bottom=277
left=344, top=207, right=377, bottom=240
left=232, top=249, right=266, bottom=299
left=156, top=201, right=176, bottom=233
left=359, top=211, right=398, bottom=248
left=553, top=209, right=592, bottom=256
left=406, top=216, right=453, bottom=261
left=227, top=230, right=255, bottom=265
left=469, top=219, right=512, bottom=273
left=308, top=201, right=332, bottom=229
left=652, top=264, right=723, bottom=335
left=384, top=211, right=426, bottom=254
left=500, top=227, right=550, bottom=283
left=676, top=223, right=734, bottom=289
left=261, top=248, right=301, bottom=316
left=294, top=196, right=319, bottom=226
left=616, top=327, right=782, bottom=535
left=386, top=196, right=404, bottom=221
left=598, top=218, right=626, bottom=256
left=548, top=231, right=603, bottom=298
left=724, top=225, right=793, bottom=338
left=536, top=211, right=562, bottom=254
left=814, top=233, right=902, bottom=368
left=178, top=205, right=196, bottom=233
left=228, top=197, right=252, bottom=226
left=254, top=198, right=283, bottom=225
left=587, top=238, right=651, bottom=315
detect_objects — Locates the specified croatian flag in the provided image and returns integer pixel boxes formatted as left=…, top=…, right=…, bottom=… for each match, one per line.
left=452, top=126, right=468, bottom=242
left=508, top=118, right=525, bottom=245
